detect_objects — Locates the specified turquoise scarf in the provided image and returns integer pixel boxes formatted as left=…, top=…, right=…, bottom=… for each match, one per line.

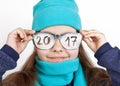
left=35, top=57, right=87, bottom=86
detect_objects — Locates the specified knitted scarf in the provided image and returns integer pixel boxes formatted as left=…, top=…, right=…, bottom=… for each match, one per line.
left=35, top=57, right=87, bottom=86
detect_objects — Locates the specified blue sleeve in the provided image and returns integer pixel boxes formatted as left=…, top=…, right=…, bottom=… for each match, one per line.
left=95, top=42, right=120, bottom=86
left=0, top=44, right=19, bottom=81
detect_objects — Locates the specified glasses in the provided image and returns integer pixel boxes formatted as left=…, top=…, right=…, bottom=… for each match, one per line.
left=33, top=32, right=82, bottom=50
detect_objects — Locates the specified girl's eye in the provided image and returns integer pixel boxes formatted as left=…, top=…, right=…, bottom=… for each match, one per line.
left=36, top=36, right=51, bottom=45
left=65, top=36, right=77, bottom=47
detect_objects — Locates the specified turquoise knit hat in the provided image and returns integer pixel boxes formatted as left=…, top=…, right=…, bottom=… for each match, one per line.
left=32, top=0, right=82, bottom=31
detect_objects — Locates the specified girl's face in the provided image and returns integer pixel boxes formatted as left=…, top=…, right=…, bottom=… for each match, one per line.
left=35, top=26, right=79, bottom=62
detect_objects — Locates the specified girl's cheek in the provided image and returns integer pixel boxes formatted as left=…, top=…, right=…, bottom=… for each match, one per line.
left=66, top=49, right=79, bottom=59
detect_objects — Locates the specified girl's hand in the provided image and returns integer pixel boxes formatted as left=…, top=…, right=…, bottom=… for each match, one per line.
left=80, top=29, right=107, bottom=52
left=6, top=28, right=35, bottom=54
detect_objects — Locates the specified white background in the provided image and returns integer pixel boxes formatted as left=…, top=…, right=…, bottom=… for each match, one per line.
left=0, top=0, right=120, bottom=78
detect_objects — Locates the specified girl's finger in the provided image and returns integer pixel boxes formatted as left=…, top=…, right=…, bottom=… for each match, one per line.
left=80, top=30, right=101, bottom=39
left=24, top=29, right=35, bottom=35
left=12, top=29, right=26, bottom=39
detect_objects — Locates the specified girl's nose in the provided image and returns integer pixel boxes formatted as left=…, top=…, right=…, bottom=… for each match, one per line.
left=51, top=39, right=64, bottom=52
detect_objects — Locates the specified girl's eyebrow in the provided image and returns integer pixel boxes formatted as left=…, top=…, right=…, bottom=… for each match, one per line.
left=39, top=30, right=78, bottom=34
left=35, top=31, right=54, bottom=35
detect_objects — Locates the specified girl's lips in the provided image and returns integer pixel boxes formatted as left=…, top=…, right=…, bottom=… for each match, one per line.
left=48, top=57, right=68, bottom=62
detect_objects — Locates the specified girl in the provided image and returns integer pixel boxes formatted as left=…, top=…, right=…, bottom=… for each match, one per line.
left=1, top=0, right=119, bottom=86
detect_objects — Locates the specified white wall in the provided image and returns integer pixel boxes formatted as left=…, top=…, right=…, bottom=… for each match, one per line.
left=0, top=0, right=120, bottom=78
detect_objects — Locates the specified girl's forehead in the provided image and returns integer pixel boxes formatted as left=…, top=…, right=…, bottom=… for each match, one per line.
left=40, top=26, right=77, bottom=34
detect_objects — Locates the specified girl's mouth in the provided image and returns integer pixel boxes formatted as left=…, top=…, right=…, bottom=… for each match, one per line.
left=48, top=57, right=68, bottom=62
